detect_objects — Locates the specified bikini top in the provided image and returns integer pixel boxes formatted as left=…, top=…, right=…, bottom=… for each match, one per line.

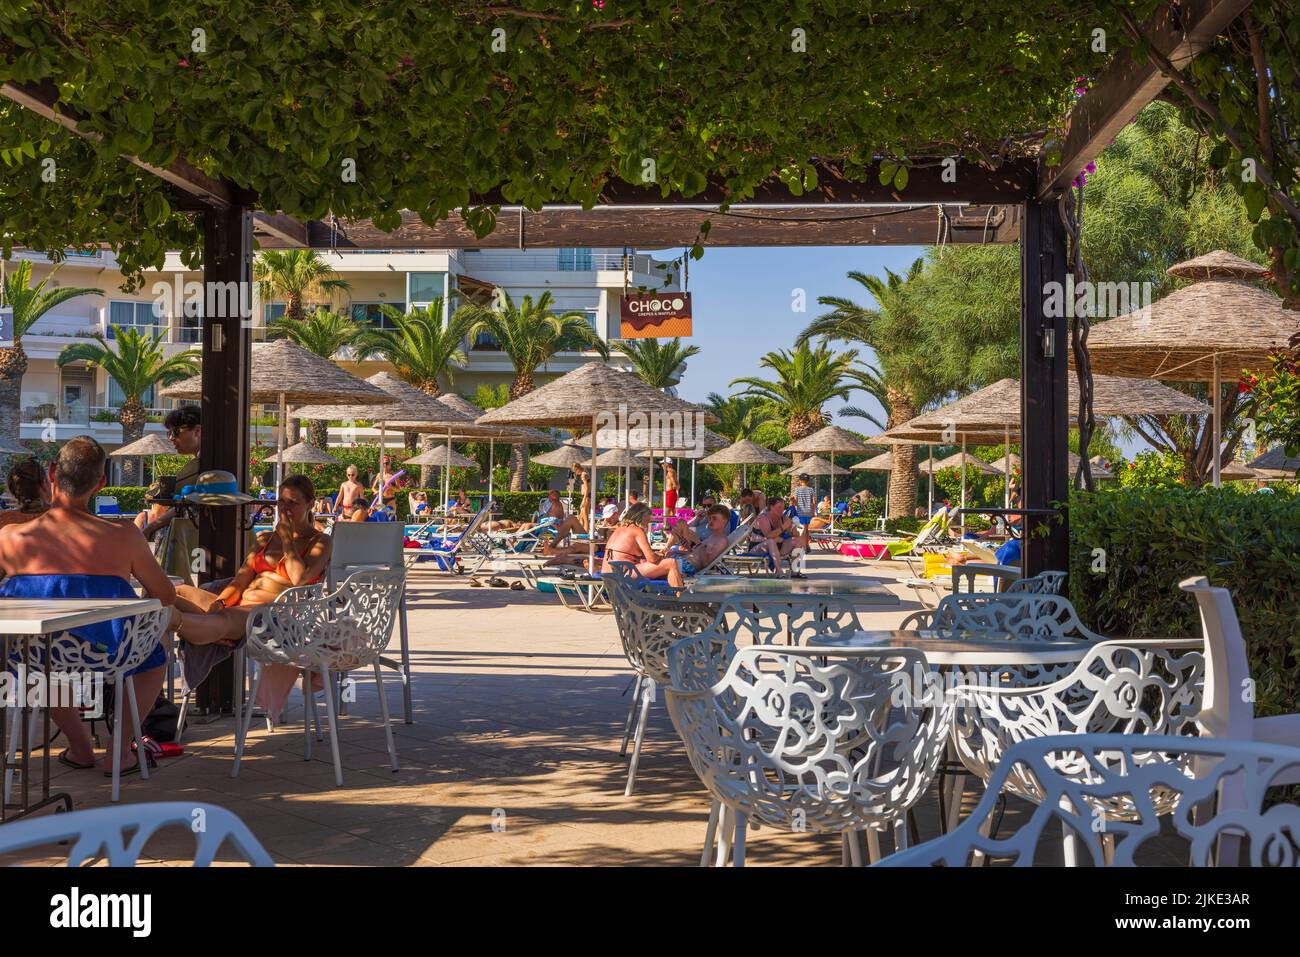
left=251, top=537, right=322, bottom=585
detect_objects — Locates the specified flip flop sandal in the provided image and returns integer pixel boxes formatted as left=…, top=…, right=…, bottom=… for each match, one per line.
left=509, top=581, right=525, bottom=591
left=57, top=750, right=95, bottom=770
left=487, top=577, right=509, bottom=588
left=468, top=577, right=484, bottom=587
left=105, top=752, right=156, bottom=778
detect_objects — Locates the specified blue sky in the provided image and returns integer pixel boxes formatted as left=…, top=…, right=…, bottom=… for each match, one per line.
left=642, top=245, right=926, bottom=429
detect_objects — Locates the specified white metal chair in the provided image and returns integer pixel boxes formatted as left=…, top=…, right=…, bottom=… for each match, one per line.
left=4, top=607, right=169, bottom=803
left=901, top=591, right=1109, bottom=643
left=0, top=800, right=274, bottom=866
left=231, top=569, right=404, bottom=786
left=880, top=734, right=1300, bottom=867
left=665, top=643, right=955, bottom=866
left=329, top=521, right=412, bottom=723
left=951, top=638, right=1205, bottom=862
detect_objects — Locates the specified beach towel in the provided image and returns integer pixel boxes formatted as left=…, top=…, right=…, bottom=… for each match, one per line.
left=0, top=574, right=166, bottom=675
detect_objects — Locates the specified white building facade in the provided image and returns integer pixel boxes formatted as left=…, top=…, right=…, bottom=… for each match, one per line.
left=8, top=246, right=679, bottom=469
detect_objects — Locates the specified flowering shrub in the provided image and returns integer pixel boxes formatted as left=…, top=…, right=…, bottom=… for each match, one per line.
left=1117, top=450, right=1185, bottom=489
left=1242, top=353, right=1300, bottom=457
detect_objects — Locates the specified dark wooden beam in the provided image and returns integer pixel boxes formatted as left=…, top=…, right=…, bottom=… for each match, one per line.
left=1039, top=0, right=1252, bottom=198
left=498, top=158, right=1038, bottom=207
left=279, top=204, right=1020, bottom=250
left=1020, top=196, right=1070, bottom=577
left=252, top=212, right=308, bottom=247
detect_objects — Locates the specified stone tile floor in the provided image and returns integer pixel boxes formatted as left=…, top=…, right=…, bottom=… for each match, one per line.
left=2, top=552, right=1191, bottom=866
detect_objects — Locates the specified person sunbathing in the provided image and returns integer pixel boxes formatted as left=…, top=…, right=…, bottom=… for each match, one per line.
left=597, top=502, right=660, bottom=575
left=750, top=496, right=802, bottom=577
left=636, top=505, right=732, bottom=588
left=0, top=437, right=175, bottom=775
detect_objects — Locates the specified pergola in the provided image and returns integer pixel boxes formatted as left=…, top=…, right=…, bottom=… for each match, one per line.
left=0, top=1, right=1250, bottom=581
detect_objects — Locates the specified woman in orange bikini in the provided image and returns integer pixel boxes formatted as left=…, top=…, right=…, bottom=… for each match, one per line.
left=174, top=474, right=332, bottom=646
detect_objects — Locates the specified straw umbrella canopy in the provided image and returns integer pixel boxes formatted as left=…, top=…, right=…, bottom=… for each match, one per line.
left=478, top=362, right=717, bottom=568
left=850, top=450, right=894, bottom=517
left=990, top=451, right=1021, bottom=474
left=699, top=438, right=789, bottom=489
left=781, top=424, right=877, bottom=528
left=161, top=338, right=391, bottom=486
left=404, top=446, right=477, bottom=469
left=1247, top=447, right=1300, bottom=480
left=1069, top=452, right=1112, bottom=480
left=1218, top=461, right=1259, bottom=482
left=268, top=441, right=339, bottom=465
left=585, top=448, right=648, bottom=468
left=932, top=451, right=1000, bottom=474
left=1079, top=251, right=1299, bottom=486
left=781, top=455, right=848, bottom=476
left=533, top=443, right=591, bottom=469
left=109, top=431, right=176, bottom=483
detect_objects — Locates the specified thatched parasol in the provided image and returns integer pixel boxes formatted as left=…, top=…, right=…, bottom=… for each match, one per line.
left=109, top=431, right=176, bottom=483
left=478, top=363, right=716, bottom=565
left=1069, top=452, right=1112, bottom=480
left=585, top=448, right=649, bottom=469
left=850, top=450, right=894, bottom=516
left=1080, top=250, right=1299, bottom=485
left=1247, top=447, right=1300, bottom=480
left=990, top=451, right=1021, bottom=474
left=162, top=338, right=390, bottom=485
left=931, top=451, right=1000, bottom=474
left=404, top=446, right=478, bottom=469
left=699, top=438, right=788, bottom=489
left=781, top=455, right=849, bottom=477
left=268, top=441, right=339, bottom=466
left=781, top=425, right=877, bottom=529
left=1218, top=461, right=1259, bottom=482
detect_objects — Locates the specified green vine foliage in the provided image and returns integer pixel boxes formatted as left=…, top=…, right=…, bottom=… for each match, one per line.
left=0, top=1, right=1148, bottom=284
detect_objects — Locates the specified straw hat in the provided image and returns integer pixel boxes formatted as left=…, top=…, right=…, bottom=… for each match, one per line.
left=161, top=338, right=391, bottom=406
left=477, top=362, right=717, bottom=429
left=109, top=433, right=176, bottom=457
left=698, top=439, right=789, bottom=467
left=781, top=424, right=876, bottom=455
left=268, top=441, right=339, bottom=465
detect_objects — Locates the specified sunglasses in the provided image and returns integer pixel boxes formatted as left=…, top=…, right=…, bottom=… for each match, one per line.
left=167, top=425, right=192, bottom=439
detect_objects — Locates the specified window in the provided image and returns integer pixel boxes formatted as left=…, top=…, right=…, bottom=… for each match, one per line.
left=407, top=272, right=445, bottom=307
left=351, top=302, right=404, bottom=330
left=557, top=249, right=593, bottom=271
left=178, top=298, right=202, bottom=343
left=263, top=302, right=287, bottom=324
left=108, top=379, right=155, bottom=409
left=107, top=300, right=162, bottom=336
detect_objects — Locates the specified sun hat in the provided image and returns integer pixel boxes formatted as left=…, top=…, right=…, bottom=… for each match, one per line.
left=181, top=470, right=261, bottom=505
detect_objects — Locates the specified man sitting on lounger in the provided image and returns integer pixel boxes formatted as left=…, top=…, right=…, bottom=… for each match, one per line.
left=0, top=436, right=176, bottom=776
left=637, top=505, right=733, bottom=588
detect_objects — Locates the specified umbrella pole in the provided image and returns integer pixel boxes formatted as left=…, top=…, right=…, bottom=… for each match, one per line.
left=829, top=454, right=835, bottom=532
left=927, top=444, right=933, bottom=515
left=742, top=464, right=747, bottom=490
left=960, top=435, right=967, bottom=523
left=1004, top=426, right=1011, bottom=509
left=276, top=392, right=286, bottom=488
left=690, top=459, right=695, bottom=510
left=589, top=422, right=598, bottom=573
left=488, top=438, right=495, bottom=522
left=1212, top=355, right=1221, bottom=488
left=444, top=427, right=452, bottom=518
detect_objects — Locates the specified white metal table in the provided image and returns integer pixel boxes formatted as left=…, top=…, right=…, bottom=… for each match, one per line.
left=1, top=598, right=161, bottom=822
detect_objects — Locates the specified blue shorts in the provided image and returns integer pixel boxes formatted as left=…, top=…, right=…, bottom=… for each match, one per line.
left=674, top=557, right=697, bottom=577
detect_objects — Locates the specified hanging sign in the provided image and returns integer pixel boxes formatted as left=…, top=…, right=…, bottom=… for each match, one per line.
left=620, top=292, right=692, bottom=339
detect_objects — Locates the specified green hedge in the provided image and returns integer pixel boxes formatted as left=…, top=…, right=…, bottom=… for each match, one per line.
left=1069, top=486, right=1300, bottom=717
left=98, top=486, right=147, bottom=513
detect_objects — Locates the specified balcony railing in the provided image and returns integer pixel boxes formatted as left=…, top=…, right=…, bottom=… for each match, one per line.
left=460, top=252, right=657, bottom=273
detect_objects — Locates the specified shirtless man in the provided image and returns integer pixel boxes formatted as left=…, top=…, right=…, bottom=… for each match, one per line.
left=662, top=459, right=679, bottom=516
left=638, top=505, right=732, bottom=588
left=334, top=465, right=366, bottom=518
left=0, top=437, right=175, bottom=774
left=372, top=458, right=398, bottom=512
left=751, top=496, right=801, bottom=577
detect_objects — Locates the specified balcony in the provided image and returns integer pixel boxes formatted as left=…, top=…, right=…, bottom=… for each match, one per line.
left=460, top=251, right=658, bottom=273
left=20, top=404, right=173, bottom=427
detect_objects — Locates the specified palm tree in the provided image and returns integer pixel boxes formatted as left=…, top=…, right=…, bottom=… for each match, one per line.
left=617, top=338, right=700, bottom=390
left=463, top=291, right=609, bottom=489
left=703, top=393, right=780, bottom=443
left=253, top=250, right=351, bottom=324
left=353, top=300, right=474, bottom=486
left=267, top=310, right=364, bottom=448
left=0, top=260, right=101, bottom=449
left=801, top=259, right=935, bottom=518
left=57, top=326, right=199, bottom=484
left=730, top=340, right=865, bottom=492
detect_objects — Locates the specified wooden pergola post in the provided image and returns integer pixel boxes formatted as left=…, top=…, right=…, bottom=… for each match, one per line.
left=1020, top=195, right=1070, bottom=576
left=194, top=199, right=254, bottom=713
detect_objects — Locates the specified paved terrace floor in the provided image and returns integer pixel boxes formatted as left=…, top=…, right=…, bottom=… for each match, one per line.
left=4, top=550, right=1191, bottom=866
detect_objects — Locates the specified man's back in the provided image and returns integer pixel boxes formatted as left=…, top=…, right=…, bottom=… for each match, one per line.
left=0, top=507, right=145, bottom=579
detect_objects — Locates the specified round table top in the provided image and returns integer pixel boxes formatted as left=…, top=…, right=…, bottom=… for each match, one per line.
left=681, top=576, right=900, bottom=603
left=806, top=629, right=1095, bottom=666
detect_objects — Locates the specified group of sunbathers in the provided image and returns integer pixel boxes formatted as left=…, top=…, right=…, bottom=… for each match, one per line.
left=0, top=432, right=334, bottom=777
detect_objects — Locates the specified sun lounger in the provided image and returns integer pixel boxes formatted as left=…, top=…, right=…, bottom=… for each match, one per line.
left=403, top=505, right=492, bottom=573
